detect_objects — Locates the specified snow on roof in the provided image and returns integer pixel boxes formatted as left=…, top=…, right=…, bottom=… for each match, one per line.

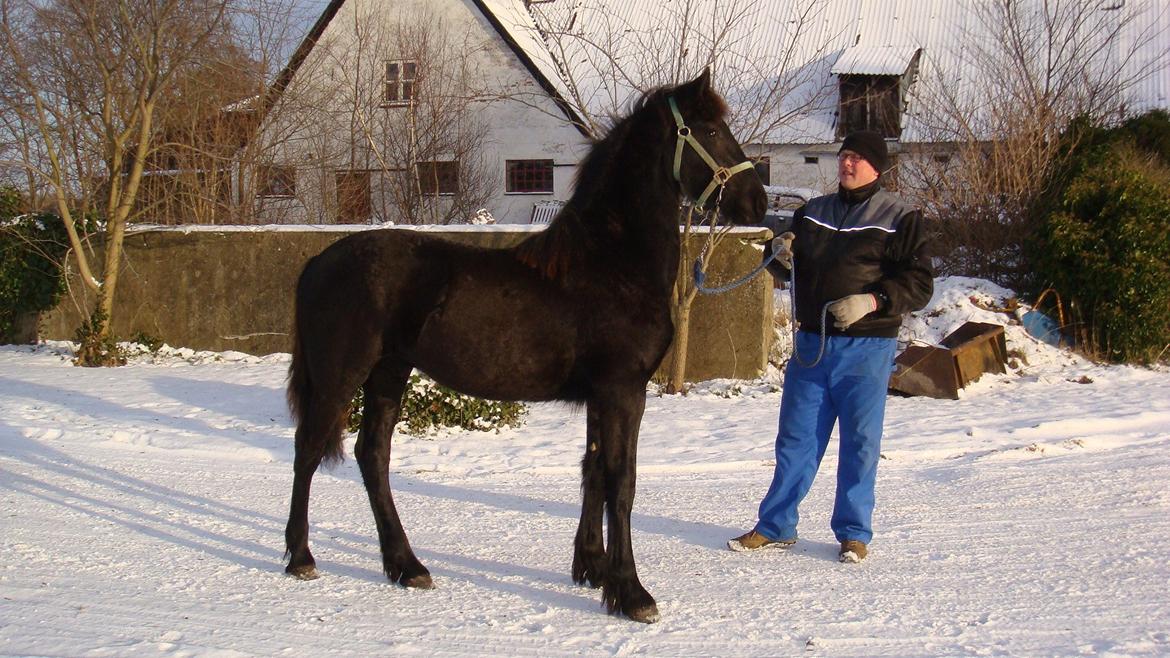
left=831, top=45, right=922, bottom=76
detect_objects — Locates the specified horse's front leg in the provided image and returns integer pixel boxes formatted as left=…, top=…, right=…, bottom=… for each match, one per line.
left=592, top=387, right=659, bottom=624
left=573, top=404, right=607, bottom=588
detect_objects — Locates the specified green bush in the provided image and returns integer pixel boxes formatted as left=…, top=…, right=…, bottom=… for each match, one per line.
left=73, top=307, right=128, bottom=366
left=0, top=188, right=71, bottom=343
left=1030, top=142, right=1170, bottom=363
left=347, top=373, right=528, bottom=436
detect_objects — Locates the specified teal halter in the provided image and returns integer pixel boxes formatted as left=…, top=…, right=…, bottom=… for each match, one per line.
left=668, top=96, right=756, bottom=210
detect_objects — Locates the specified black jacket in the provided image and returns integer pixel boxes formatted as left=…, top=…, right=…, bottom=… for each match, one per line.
left=767, top=183, right=934, bottom=338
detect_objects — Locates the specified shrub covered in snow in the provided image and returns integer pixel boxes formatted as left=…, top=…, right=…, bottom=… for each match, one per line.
left=347, top=373, right=527, bottom=436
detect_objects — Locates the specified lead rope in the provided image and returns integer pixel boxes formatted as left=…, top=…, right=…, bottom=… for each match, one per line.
left=691, top=189, right=781, bottom=295
left=788, top=256, right=833, bottom=369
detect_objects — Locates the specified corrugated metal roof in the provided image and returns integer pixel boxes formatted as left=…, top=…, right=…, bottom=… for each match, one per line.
left=485, top=0, right=1170, bottom=144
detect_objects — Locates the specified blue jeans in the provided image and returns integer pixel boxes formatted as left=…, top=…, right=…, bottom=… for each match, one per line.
left=755, top=332, right=897, bottom=544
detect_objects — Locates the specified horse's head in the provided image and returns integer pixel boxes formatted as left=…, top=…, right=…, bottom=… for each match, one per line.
left=665, top=69, right=767, bottom=226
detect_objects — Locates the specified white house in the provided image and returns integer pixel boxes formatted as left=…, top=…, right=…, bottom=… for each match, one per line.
left=253, top=0, right=592, bottom=225
left=254, top=0, right=1170, bottom=224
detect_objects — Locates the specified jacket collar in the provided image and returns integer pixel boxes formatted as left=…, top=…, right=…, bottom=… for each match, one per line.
left=838, top=179, right=881, bottom=206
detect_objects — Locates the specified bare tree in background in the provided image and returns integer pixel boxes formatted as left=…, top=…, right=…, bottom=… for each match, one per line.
left=523, top=0, right=839, bottom=143
left=136, top=0, right=308, bottom=226
left=261, top=3, right=497, bottom=225
left=901, top=0, right=1170, bottom=287
left=523, top=0, right=840, bottom=392
left=1, top=0, right=231, bottom=364
left=136, top=40, right=264, bottom=225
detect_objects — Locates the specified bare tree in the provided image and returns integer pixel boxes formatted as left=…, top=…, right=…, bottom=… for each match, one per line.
left=1, top=0, right=231, bottom=364
left=523, top=0, right=839, bottom=392
left=137, top=40, right=264, bottom=225
left=259, top=3, right=498, bottom=225
left=900, top=0, right=1170, bottom=286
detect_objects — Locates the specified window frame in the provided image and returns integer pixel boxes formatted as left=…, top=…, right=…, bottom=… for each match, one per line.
left=836, top=74, right=902, bottom=139
left=416, top=160, right=459, bottom=196
left=256, top=164, right=296, bottom=198
left=505, top=159, right=555, bottom=194
left=384, top=60, right=419, bottom=107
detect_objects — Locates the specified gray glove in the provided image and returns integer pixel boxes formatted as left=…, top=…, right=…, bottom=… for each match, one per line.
left=828, top=293, right=878, bottom=330
left=770, top=232, right=794, bottom=270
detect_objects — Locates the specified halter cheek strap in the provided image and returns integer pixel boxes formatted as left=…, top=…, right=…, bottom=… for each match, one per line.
left=668, top=97, right=756, bottom=209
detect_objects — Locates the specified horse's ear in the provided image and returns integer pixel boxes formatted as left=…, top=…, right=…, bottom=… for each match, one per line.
left=678, top=68, right=712, bottom=98
left=695, top=67, right=712, bottom=94
left=676, top=67, right=725, bottom=119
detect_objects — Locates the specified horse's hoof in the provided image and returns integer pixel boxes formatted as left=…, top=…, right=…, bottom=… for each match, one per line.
left=402, top=573, right=434, bottom=589
left=626, top=603, right=660, bottom=624
left=286, top=564, right=320, bottom=581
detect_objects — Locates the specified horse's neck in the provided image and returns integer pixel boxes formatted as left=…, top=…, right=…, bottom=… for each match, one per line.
left=569, top=130, right=682, bottom=289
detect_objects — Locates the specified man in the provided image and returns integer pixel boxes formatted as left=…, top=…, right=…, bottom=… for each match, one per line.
left=729, top=130, right=933, bottom=562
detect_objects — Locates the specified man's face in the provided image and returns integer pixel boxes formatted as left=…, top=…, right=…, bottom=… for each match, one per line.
left=837, top=150, right=879, bottom=190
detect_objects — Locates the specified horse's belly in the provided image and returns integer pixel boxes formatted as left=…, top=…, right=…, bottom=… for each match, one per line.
left=410, top=290, right=577, bottom=401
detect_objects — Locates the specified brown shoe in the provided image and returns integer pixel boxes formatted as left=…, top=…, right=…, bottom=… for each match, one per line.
left=839, top=540, right=868, bottom=563
left=728, top=530, right=796, bottom=552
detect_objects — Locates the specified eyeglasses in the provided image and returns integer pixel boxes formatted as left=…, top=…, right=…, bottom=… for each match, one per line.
left=837, top=152, right=865, bottom=164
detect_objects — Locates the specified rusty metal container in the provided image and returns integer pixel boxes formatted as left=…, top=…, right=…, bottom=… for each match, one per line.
left=889, top=322, right=1008, bottom=399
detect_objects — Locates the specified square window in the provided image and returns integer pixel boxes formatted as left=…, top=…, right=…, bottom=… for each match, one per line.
left=257, top=164, right=295, bottom=198
left=506, top=159, right=554, bottom=193
left=417, top=160, right=458, bottom=195
left=837, top=74, right=901, bottom=139
left=385, top=59, right=418, bottom=106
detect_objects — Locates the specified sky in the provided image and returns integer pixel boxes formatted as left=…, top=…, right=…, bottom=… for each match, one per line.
left=1, top=276, right=1169, bottom=656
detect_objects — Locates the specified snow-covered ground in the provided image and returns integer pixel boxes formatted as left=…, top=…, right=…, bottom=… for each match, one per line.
left=2, top=277, right=1168, bottom=656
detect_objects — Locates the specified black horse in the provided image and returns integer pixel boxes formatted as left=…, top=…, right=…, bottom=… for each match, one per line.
left=283, top=69, right=766, bottom=623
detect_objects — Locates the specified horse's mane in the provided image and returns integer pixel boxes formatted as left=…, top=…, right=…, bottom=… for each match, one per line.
left=515, top=84, right=727, bottom=281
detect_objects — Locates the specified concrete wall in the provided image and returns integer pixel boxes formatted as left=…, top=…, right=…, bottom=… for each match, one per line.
left=40, top=225, right=774, bottom=382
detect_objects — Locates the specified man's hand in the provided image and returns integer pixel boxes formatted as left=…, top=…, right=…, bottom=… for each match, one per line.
left=770, top=232, right=795, bottom=270
left=828, top=293, right=878, bottom=330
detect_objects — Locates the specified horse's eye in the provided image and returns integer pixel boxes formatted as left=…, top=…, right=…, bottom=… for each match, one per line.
left=708, top=130, right=718, bottom=137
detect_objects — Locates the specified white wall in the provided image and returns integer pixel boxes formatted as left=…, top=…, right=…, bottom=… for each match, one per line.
left=747, top=143, right=837, bottom=194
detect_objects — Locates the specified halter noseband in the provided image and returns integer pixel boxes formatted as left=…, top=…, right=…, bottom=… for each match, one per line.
left=668, top=96, right=756, bottom=210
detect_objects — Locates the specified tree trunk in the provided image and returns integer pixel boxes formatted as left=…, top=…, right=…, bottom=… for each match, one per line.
left=666, top=291, right=696, bottom=394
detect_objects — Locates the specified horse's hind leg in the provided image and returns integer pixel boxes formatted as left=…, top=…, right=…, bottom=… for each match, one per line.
left=573, top=404, right=607, bottom=588
left=286, top=393, right=350, bottom=579
left=354, top=360, right=433, bottom=588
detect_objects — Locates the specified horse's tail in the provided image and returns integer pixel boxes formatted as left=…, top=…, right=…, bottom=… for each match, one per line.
left=286, top=271, right=313, bottom=426
left=286, top=256, right=346, bottom=466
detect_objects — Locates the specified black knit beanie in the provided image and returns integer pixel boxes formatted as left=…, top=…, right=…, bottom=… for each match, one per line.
left=839, top=130, right=889, bottom=174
